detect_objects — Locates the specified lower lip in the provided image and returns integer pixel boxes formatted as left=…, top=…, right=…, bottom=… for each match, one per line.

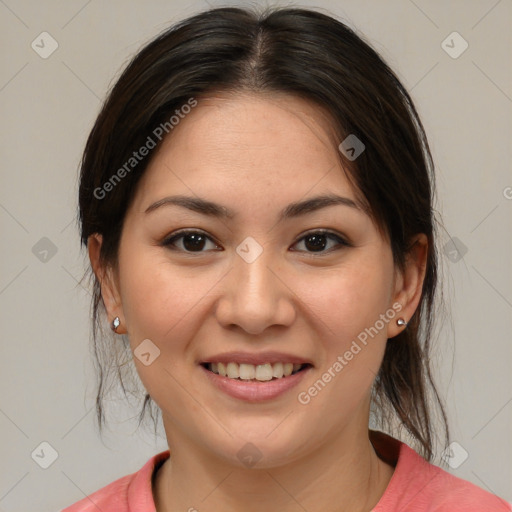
left=200, top=365, right=312, bottom=402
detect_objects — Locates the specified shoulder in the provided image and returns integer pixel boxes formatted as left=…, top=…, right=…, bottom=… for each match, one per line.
left=61, top=473, right=132, bottom=511
left=393, top=442, right=510, bottom=511
left=60, top=450, right=170, bottom=512
left=371, top=431, right=511, bottom=512
left=419, top=459, right=511, bottom=511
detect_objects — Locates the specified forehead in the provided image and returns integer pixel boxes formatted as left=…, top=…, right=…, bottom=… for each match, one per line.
left=131, top=91, right=360, bottom=215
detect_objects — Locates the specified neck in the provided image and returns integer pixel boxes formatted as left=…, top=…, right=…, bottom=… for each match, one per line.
left=153, top=426, right=395, bottom=512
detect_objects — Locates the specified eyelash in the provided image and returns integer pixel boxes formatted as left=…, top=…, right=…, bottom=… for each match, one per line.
left=161, top=229, right=350, bottom=255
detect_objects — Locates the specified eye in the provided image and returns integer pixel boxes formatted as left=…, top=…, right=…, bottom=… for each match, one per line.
left=161, top=229, right=350, bottom=255
left=161, top=230, right=221, bottom=253
left=291, top=230, right=349, bottom=254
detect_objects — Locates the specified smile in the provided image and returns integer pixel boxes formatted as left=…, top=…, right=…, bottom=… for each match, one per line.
left=202, top=362, right=311, bottom=381
left=200, top=361, right=313, bottom=402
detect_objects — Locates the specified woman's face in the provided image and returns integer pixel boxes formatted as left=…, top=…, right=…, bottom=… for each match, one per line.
left=97, top=92, right=419, bottom=467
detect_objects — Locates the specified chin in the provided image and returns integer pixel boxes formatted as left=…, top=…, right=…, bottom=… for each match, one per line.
left=207, top=429, right=309, bottom=470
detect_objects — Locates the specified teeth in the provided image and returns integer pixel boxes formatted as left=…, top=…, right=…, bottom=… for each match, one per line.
left=255, top=364, right=273, bottom=381
left=226, top=362, right=239, bottom=379
left=239, top=363, right=255, bottom=380
left=207, top=362, right=306, bottom=381
left=272, top=362, right=283, bottom=378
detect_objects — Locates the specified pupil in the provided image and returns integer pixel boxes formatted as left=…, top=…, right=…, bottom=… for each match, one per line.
left=183, top=233, right=205, bottom=251
left=305, top=234, right=326, bottom=252
left=181, top=234, right=327, bottom=252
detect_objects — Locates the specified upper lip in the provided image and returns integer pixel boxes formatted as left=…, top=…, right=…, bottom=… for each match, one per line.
left=199, top=351, right=314, bottom=366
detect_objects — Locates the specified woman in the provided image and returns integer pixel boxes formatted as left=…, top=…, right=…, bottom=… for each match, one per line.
left=63, top=6, right=510, bottom=511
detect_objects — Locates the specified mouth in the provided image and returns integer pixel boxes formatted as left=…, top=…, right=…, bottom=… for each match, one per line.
left=198, top=351, right=315, bottom=402
left=200, top=361, right=313, bottom=382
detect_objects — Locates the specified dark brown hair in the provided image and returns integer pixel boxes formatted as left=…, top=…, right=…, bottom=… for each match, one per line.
left=78, top=6, right=450, bottom=462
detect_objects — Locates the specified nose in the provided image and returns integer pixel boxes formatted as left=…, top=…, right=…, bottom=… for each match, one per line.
left=214, top=248, right=296, bottom=335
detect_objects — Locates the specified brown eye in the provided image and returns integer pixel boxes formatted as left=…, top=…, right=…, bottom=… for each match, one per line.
left=292, top=231, right=349, bottom=254
left=162, top=230, right=220, bottom=253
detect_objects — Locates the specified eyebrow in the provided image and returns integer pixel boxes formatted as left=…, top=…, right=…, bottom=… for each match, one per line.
left=144, top=193, right=363, bottom=221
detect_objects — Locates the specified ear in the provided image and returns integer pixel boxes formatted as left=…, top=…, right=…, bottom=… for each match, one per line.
left=387, top=233, right=428, bottom=339
left=88, top=233, right=127, bottom=334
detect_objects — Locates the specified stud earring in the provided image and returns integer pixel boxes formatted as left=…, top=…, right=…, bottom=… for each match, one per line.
left=397, top=318, right=407, bottom=327
left=111, top=316, right=121, bottom=333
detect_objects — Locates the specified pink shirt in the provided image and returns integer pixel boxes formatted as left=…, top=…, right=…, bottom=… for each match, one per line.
left=61, top=431, right=511, bottom=511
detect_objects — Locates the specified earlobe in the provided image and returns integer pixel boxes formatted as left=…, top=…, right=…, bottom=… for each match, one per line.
left=388, top=234, right=428, bottom=339
left=88, top=234, right=127, bottom=334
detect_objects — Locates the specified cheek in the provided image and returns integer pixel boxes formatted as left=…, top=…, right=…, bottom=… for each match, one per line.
left=117, top=247, right=203, bottom=350
left=297, top=257, right=393, bottom=341
left=292, top=253, right=394, bottom=407
left=116, top=249, right=209, bottom=412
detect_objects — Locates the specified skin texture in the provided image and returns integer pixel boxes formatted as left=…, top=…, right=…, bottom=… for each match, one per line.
left=89, top=92, right=427, bottom=512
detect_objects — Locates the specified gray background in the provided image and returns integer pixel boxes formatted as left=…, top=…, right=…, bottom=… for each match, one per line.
left=0, top=0, right=511, bottom=510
